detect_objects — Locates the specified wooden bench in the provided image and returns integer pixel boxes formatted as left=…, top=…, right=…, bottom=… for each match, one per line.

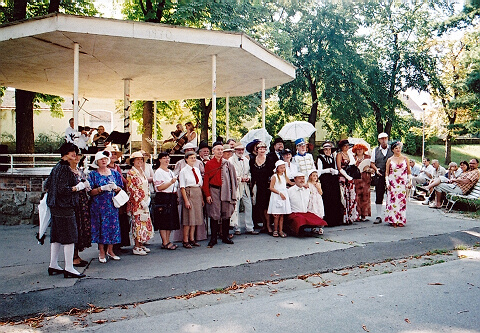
left=445, top=180, right=480, bottom=212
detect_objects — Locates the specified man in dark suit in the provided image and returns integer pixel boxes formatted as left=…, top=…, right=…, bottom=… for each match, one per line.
left=267, top=137, right=284, bottom=164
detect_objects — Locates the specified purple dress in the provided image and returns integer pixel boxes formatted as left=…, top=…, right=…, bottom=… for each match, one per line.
left=88, top=170, right=123, bottom=244
left=385, top=159, right=408, bottom=226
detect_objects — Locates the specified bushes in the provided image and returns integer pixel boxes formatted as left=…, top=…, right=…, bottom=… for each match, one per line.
left=404, top=128, right=423, bottom=155
left=34, top=132, right=64, bottom=153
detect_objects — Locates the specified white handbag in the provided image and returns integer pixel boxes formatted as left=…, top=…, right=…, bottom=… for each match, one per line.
left=113, top=189, right=129, bottom=208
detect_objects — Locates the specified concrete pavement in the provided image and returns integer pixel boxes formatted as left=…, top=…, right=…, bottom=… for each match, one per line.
left=1, top=199, right=479, bottom=329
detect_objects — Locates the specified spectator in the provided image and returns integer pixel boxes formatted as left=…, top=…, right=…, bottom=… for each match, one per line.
left=459, top=161, right=469, bottom=174
left=337, top=139, right=358, bottom=224
left=179, top=151, right=204, bottom=248
left=409, top=159, right=420, bottom=177
left=268, top=160, right=293, bottom=237
left=45, top=143, right=86, bottom=279
left=88, top=151, right=123, bottom=262
left=229, top=143, right=258, bottom=235
left=370, top=133, right=393, bottom=224
left=185, top=122, right=197, bottom=146
left=65, top=118, right=77, bottom=144
left=126, top=151, right=154, bottom=256
left=411, top=157, right=434, bottom=197
left=153, top=153, right=180, bottom=250
left=431, top=159, right=480, bottom=209
left=203, top=142, right=238, bottom=247
left=317, top=141, right=343, bottom=227
left=384, top=141, right=412, bottom=227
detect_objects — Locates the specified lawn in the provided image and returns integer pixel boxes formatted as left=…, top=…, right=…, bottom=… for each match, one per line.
left=405, top=144, right=480, bottom=168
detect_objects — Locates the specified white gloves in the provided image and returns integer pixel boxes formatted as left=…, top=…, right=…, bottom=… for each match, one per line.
left=331, top=169, right=339, bottom=175
left=74, top=182, right=86, bottom=191
left=339, top=169, right=353, bottom=181
left=100, top=182, right=117, bottom=191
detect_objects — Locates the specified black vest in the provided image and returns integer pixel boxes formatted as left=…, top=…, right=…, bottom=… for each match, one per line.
left=374, top=146, right=393, bottom=172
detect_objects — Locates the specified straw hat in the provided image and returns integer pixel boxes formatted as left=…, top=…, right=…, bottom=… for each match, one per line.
left=127, top=151, right=145, bottom=166
left=104, top=144, right=123, bottom=157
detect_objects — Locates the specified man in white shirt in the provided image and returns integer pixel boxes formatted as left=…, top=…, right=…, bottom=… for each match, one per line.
left=409, top=159, right=420, bottom=177
left=65, top=118, right=78, bottom=144
left=229, top=143, right=258, bottom=235
left=412, top=157, right=434, bottom=196
left=292, top=138, right=315, bottom=175
left=286, top=172, right=327, bottom=236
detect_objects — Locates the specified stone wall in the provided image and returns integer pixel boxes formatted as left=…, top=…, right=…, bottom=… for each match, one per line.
left=0, top=173, right=47, bottom=225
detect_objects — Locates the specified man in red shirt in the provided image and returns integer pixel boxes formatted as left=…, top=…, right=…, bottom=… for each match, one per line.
left=203, top=142, right=238, bottom=247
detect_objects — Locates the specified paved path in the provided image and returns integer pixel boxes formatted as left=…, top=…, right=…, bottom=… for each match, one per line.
left=1, top=199, right=479, bottom=327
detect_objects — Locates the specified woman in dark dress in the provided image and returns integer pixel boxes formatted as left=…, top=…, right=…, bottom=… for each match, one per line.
left=250, top=141, right=274, bottom=233
left=317, top=141, right=344, bottom=227
left=45, top=143, right=86, bottom=278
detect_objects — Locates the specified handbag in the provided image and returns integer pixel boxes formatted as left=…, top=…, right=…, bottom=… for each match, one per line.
left=345, top=165, right=361, bottom=179
left=113, top=189, right=129, bottom=208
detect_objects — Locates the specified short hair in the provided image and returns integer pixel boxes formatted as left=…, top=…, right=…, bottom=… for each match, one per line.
left=472, top=158, right=479, bottom=164
left=424, top=157, right=430, bottom=161
left=185, top=122, right=193, bottom=127
left=69, top=118, right=74, bottom=122
left=226, top=139, right=236, bottom=144
left=448, top=162, right=457, bottom=168
left=185, top=151, right=196, bottom=160
left=432, top=159, right=439, bottom=164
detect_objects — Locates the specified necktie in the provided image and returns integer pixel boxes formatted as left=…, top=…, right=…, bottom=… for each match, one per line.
left=192, top=167, right=199, bottom=184
left=238, top=157, right=243, bottom=161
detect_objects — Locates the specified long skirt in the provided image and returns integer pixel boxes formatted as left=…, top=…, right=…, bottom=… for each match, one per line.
left=354, top=172, right=372, bottom=218
left=74, top=192, right=91, bottom=252
left=154, top=192, right=180, bottom=230
left=339, top=177, right=358, bottom=224
left=50, top=207, right=78, bottom=245
left=319, top=173, right=344, bottom=227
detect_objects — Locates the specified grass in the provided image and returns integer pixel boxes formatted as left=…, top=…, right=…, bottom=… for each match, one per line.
left=424, top=144, right=480, bottom=168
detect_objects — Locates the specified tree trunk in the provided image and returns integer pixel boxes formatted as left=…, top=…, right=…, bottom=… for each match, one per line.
left=13, top=0, right=27, bottom=20
left=306, top=72, right=318, bottom=146
left=142, top=101, right=153, bottom=153
left=48, top=0, right=60, bottom=13
left=15, top=90, right=35, bottom=153
left=384, top=120, right=392, bottom=137
left=199, top=99, right=212, bottom=142
left=445, top=113, right=456, bottom=165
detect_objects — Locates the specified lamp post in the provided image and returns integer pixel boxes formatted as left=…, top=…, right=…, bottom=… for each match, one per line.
left=421, top=102, right=427, bottom=161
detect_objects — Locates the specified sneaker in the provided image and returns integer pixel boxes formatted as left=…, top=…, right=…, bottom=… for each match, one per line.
left=133, top=247, right=147, bottom=255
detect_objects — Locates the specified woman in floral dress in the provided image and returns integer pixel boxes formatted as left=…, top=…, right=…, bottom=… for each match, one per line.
left=336, top=139, right=358, bottom=224
left=384, top=141, right=412, bottom=227
left=126, top=151, right=154, bottom=255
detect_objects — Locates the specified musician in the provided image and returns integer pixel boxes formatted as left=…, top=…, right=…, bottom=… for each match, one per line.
left=164, top=124, right=184, bottom=143
left=185, top=122, right=197, bottom=145
left=93, top=126, right=109, bottom=151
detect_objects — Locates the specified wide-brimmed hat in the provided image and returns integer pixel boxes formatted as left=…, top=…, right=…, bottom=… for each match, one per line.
left=352, top=143, right=369, bottom=154
left=234, top=142, right=245, bottom=150
left=127, top=151, right=145, bottom=166
left=337, top=139, right=350, bottom=150
left=104, top=144, right=123, bottom=157
left=322, top=141, right=335, bottom=149
left=280, top=148, right=292, bottom=155
left=92, top=150, right=111, bottom=168
left=306, top=169, right=318, bottom=179
left=223, top=144, right=234, bottom=152
left=246, top=139, right=261, bottom=154
left=273, top=160, right=286, bottom=173
left=182, top=142, right=197, bottom=152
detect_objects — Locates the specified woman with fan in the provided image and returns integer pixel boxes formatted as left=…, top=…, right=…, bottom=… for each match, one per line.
left=352, top=144, right=374, bottom=222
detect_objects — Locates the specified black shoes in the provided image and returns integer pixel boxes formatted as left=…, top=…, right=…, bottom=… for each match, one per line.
left=48, top=267, right=64, bottom=276
left=222, top=238, right=234, bottom=245
left=73, top=259, right=88, bottom=267
left=373, top=217, right=382, bottom=224
left=207, top=239, right=217, bottom=248
left=63, top=270, right=86, bottom=279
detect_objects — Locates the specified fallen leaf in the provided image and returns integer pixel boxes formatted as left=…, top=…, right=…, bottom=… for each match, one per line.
left=362, top=324, right=370, bottom=332
left=428, top=283, right=444, bottom=285
left=405, top=318, right=411, bottom=323
left=276, top=313, right=281, bottom=317
left=92, top=319, right=108, bottom=324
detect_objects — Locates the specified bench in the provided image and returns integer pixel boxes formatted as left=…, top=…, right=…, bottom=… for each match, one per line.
left=445, top=180, right=480, bottom=212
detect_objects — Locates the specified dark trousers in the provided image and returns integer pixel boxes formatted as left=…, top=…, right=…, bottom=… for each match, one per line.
left=210, top=219, right=230, bottom=242
left=375, top=175, right=387, bottom=205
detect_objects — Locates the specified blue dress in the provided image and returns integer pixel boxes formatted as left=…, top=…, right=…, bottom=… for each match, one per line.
left=88, top=169, right=123, bottom=245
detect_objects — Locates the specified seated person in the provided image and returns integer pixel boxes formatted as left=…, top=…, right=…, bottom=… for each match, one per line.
left=286, top=171, right=327, bottom=236
left=430, top=159, right=480, bottom=208
left=411, top=157, right=434, bottom=197
left=92, top=125, right=109, bottom=151
left=75, top=127, right=94, bottom=154
left=164, top=124, right=184, bottom=143
left=409, top=159, right=420, bottom=177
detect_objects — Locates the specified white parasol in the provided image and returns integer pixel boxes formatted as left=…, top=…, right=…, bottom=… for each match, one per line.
left=240, top=128, right=272, bottom=148
left=348, top=137, right=371, bottom=153
left=36, top=194, right=51, bottom=245
left=277, top=121, right=316, bottom=141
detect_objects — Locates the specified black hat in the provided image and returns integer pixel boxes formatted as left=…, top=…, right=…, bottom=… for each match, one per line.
left=246, top=139, right=261, bottom=154
left=212, top=141, right=223, bottom=149
left=197, top=140, right=210, bottom=152
left=280, top=148, right=292, bottom=155
left=337, top=139, right=350, bottom=150
left=59, top=143, right=78, bottom=157
left=273, top=137, right=284, bottom=145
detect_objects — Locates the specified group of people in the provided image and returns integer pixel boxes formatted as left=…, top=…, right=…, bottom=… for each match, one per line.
left=45, top=127, right=480, bottom=279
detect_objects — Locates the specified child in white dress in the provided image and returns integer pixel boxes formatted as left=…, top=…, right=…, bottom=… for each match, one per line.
left=306, top=169, right=325, bottom=235
left=268, top=160, right=293, bottom=237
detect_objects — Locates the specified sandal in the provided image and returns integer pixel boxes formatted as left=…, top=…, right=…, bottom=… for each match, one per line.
left=279, top=231, right=287, bottom=238
left=189, top=240, right=201, bottom=247
left=272, top=231, right=279, bottom=237
left=183, top=242, right=192, bottom=249
left=161, top=242, right=177, bottom=250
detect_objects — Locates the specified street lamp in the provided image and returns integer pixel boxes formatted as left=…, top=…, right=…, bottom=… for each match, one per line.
left=421, top=102, right=428, bottom=161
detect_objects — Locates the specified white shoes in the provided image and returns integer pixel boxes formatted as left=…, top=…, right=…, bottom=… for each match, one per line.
left=141, top=246, right=150, bottom=253
left=133, top=247, right=147, bottom=256
left=98, top=256, right=107, bottom=263
left=107, top=253, right=121, bottom=260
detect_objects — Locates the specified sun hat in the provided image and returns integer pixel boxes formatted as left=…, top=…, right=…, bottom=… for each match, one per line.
left=92, top=150, right=111, bottom=168
left=104, top=144, right=123, bottom=157
left=306, top=169, right=318, bottom=179
left=352, top=143, right=369, bottom=154
left=246, top=139, right=260, bottom=153
left=273, top=160, right=286, bottom=173
left=182, top=142, right=197, bottom=152
left=127, top=151, right=145, bottom=166
left=222, top=144, right=234, bottom=152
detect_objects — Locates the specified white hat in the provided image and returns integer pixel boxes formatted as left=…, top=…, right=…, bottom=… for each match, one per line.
left=378, top=132, right=388, bottom=139
left=222, top=144, right=234, bottom=152
left=92, top=151, right=111, bottom=168
left=273, top=160, right=286, bottom=173
left=127, top=151, right=145, bottom=165
left=182, top=142, right=197, bottom=151
left=306, top=169, right=318, bottom=179
left=292, top=171, right=305, bottom=178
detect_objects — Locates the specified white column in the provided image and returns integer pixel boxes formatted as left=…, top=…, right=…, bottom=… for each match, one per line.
left=123, top=78, right=131, bottom=155
left=261, top=78, right=266, bottom=141
left=154, top=99, right=157, bottom=157
left=212, top=54, right=217, bottom=143
left=73, top=43, right=79, bottom=130
left=226, top=93, right=230, bottom=140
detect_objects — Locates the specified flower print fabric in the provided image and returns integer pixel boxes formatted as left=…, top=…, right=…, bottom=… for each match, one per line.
left=385, top=159, right=408, bottom=226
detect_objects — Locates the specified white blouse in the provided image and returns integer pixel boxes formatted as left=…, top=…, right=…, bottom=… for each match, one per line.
left=179, top=166, right=203, bottom=188
left=154, top=168, right=178, bottom=193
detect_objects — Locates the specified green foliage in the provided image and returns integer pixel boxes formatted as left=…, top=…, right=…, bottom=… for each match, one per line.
left=34, top=94, right=65, bottom=118
left=34, top=132, right=64, bottom=153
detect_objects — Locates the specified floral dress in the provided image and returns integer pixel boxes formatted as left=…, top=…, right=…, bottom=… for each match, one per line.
left=385, top=158, right=408, bottom=226
left=126, top=167, right=154, bottom=243
left=339, top=156, right=358, bottom=224
left=88, top=169, right=123, bottom=245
